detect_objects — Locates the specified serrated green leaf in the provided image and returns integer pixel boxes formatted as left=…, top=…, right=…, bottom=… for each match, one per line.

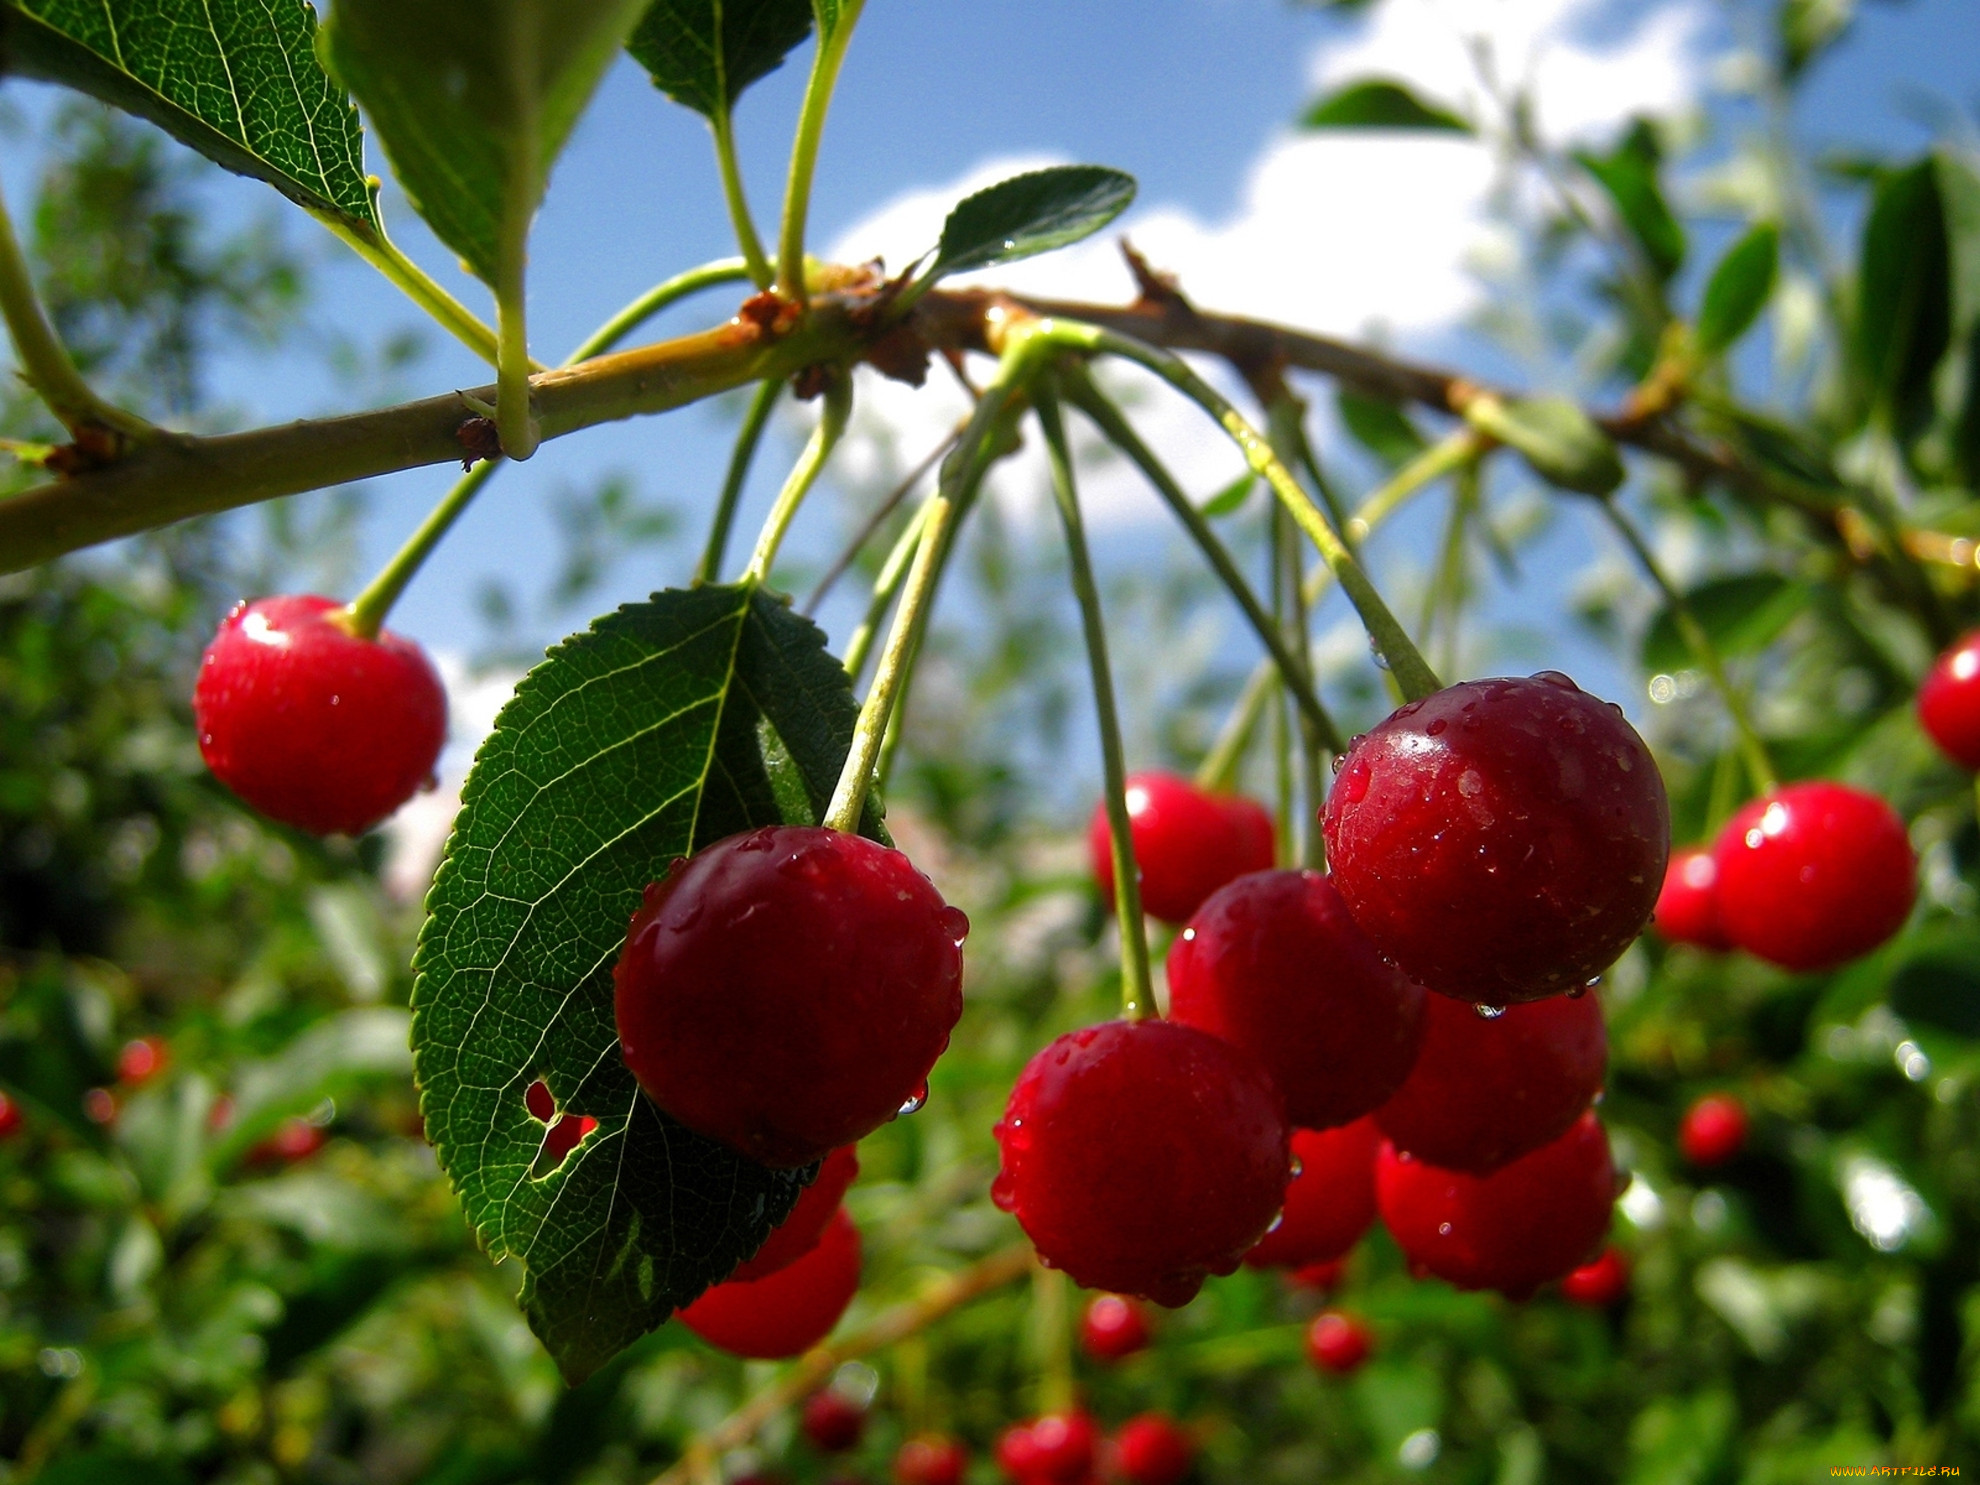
left=1576, top=118, right=1685, bottom=284
left=626, top=0, right=812, bottom=120
left=1854, top=157, right=1951, bottom=442
left=930, top=165, right=1136, bottom=281
left=1696, top=223, right=1780, bottom=356
left=1467, top=395, right=1625, bottom=496
left=1199, top=471, right=1255, bottom=518
left=0, top=0, right=374, bottom=230
left=1337, top=389, right=1428, bottom=469
left=1300, top=78, right=1470, bottom=133
left=413, top=582, right=883, bottom=1383
left=1641, top=572, right=1804, bottom=674
left=320, top=0, right=649, bottom=285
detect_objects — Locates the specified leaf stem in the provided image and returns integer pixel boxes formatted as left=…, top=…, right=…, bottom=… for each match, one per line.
left=1344, top=428, right=1487, bottom=543
left=710, top=111, right=774, bottom=289
left=341, top=460, right=500, bottom=639
left=567, top=258, right=754, bottom=363
left=841, top=492, right=939, bottom=682
left=494, top=210, right=540, bottom=460
left=701, top=378, right=783, bottom=584
left=744, top=372, right=851, bottom=582
left=803, top=423, right=963, bottom=616
left=776, top=0, right=867, bottom=302
left=313, top=208, right=513, bottom=370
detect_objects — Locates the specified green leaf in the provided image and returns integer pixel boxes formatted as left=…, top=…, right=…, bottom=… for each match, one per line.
left=1696, top=223, right=1780, bottom=356
left=1780, top=0, right=1855, bottom=80
left=1854, top=157, right=1951, bottom=442
left=1199, top=471, right=1255, bottom=518
left=414, top=582, right=884, bottom=1384
left=1337, top=389, right=1428, bottom=469
left=1640, top=572, right=1804, bottom=674
left=930, top=165, right=1137, bottom=281
left=319, top=0, right=650, bottom=284
left=1300, top=78, right=1470, bottom=133
left=1575, top=118, right=1685, bottom=284
left=1466, top=395, right=1624, bottom=496
left=0, top=0, right=374, bottom=231
left=1933, top=151, right=1980, bottom=487
left=626, top=0, right=813, bottom=120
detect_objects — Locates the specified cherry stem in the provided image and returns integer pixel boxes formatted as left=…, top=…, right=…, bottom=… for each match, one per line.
left=840, top=492, right=940, bottom=683
left=1345, top=428, right=1489, bottom=544
left=700, top=378, right=783, bottom=585
left=1270, top=503, right=1296, bottom=868
left=1263, top=396, right=1332, bottom=868
left=776, top=0, right=867, bottom=303
left=803, top=421, right=964, bottom=616
left=1035, top=383, right=1157, bottom=1022
left=709, top=109, right=773, bottom=290
left=745, top=371, right=852, bottom=584
left=1197, top=661, right=1277, bottom=793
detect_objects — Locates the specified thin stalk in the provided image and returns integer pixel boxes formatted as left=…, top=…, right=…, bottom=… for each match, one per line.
left=1036, top=385, right=1155, bottom=1022
left=700, top=378, right=783, bottom=584
left=842, top=494, right=939, bottom=681
left=1270, top=504, right=1295, bottom=867
left=1283, top=499, right=1325, bottom=869
left=1031, top=1263, right=1075, bottom=1417
left=744, top=372, right=852, bottom=582
left=341, top=460, right=499, bottom=638
left=1420, top=464, right=1474, bottom=679
left=1345, top=428, right=1486, bottom=544
left=803, top=423, right=963, bottom=616
left=776, top=0, right=867, bottom=302
left=493, top=205, right=540, bottom=460
left=312, top=210, right=512, bottom=370
left=710, top=111, right=773, bottom=289
left=567, top=258, right=753, bottom=362
left=1267, top=394, right=1352, bottom=543
left=1197, top=663, right=1275, bottom=794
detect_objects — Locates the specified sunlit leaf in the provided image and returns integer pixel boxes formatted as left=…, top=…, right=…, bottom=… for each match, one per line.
left=626, top=0, right=813, bottom=120
left=1300, top=78, right=1470, bottom=133
left=1697, top=223, right=1779, bottom=356
left=930, top=165, right=1137, bottom=280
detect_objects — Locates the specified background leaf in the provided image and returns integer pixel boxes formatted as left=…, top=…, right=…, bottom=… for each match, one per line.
left=930, top=165, right=1137, bottom=281
left=1468, top=395, right=1625, bottom=496
left=1337, top=388, right=1429, bottom=469
left=1299, top=78, right=1470, bottom=132
left=1854, top=156, right=1951, bottom=442
left=1576, top=118, right=1686, bottom=284
left=1640, top=571, right=1805, bottom=674
left=626, top=0, right=813, bottom=120
left=1697, top=222, right=1780, bottom=356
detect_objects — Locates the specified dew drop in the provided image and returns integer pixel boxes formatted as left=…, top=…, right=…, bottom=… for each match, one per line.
left=991, top=1173, right=1015, bottom=1211
left=1437, top=1221, right=1453, bottom=1236
left=1474, top=1003, right=1506, bottom=1020
left=896, top=1081, right=929, bottom=1117
left=939, top=906, right=971, bottom=946
left=1370, top=638, right=1392, bottom=670
left=1426, top=718, right=1448, bottom=737
left=1264, top=1211, right=1285, bottom=1235
left=1331, top=754, right=1347, bottom=775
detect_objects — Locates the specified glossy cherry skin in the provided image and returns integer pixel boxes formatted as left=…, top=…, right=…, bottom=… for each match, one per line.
left=894, top=1436, right=968, bottom=1485
left=1244, top=1118, right=1379, bottom=1268
left=1654, top=847, right=1731, bottom=951
left=1079, top=1293, right=1151, bottom=1361
left=1113, top=1413, right=1194, bottom=1485
left=1169, top=871, right=1427, bottom=1129
left=1323, top=673, right=1669, bottom=1006
left=1374, top=991, right=1606, bottom=1176
left=194, top=595, right=447, bottom=836
left=1089, top=772, right=1276, bottom=925
left=732, top=1144, right=860, bottom=1281
left=1560, top=1246, right=1631, bottom=1307
left=1375, top=1111, right=1617, bottom=1299
left=678, top=1206, right=860, bottom=1358
left=802, top=1390, right=867, bottom=1453
left=993, top=1019, right=1291, bottom=1307
left=615, top=826, right=967, bottom=1168
left=1679, top=1093, right=1748, bottom=1167
left=1307, top=1310, right=1372, bottom=1374
left=1711, top=782, right=1915, bottom=972
left=997, top=1412, right=1096, bottom=1484
left=1919, top=630, right=1980, bottom=770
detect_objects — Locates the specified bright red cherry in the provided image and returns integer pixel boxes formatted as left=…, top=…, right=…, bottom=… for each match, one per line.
left=1376, top=1111, right=1617, bottom=1299
left=1919, top=630, right=1980, bottom=769
left=116, top=1036, right=168, bottom=1085
left=1679, top=1093, right=1748, bottom=1167
left=1244, top=1118, right=1379, bottom=1268
left=1113, top=1413, right=1194, bottom=1485
left=1168, top=871, right=1426, bottom=1129
left=803, top=1389, right=868, bottom=1453
left=194, top=595, right=447, bottom=836
left=1560, top=1246, right=1631, bottom=1307
left=997, top=1412, right=1096, bottom=1484
left=1079, top=1293, right=1151, bottom=1361
left=615, top=825, right=966, bottom=1168
left=732, top=1144, right=860, bottom=1281
left=1323, top=673, right=1669, bottom=1006
left=1089, top=772, right=1276, bottom=924
left=894, top=1435, right=968, bottom=1485
left=1654, top=847, right=1731, bottom=951
left=1306, top=1310, right=1372, bottom=1374
left=1711, top=782, right=1915, bottom=972
left=993, top=1019, right=1290, bottom=1306
left=1374, top=991, right=1605, bottom=1175
left=678, top=1206, right=861, bottom=1358
left=0, top=1091, right=21, bottom=1139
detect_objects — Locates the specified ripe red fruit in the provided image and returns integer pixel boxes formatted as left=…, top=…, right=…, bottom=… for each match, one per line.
left=1711, top=782, right=1915, bottom=972
left=993, top=1019, right=1291, bottom=1306
left=1654, top=847, right=1731, bottom=951
left=116, top=1036, right=168, bottom=1085
left=1560, top=1246, right=1631, bottom=1307
left=1306, top=1310, right=1372, bottom=1374
left=1088, top=772, right=1275, bottom=924
left=803, top=1390, right=868, bottom=1453
left=194, top=595, right=447, bottom=836
left=1168, top=871, right=1427, bottom=1129
left=1244, top=1118, right=1379, bottom=1268
left=1376, top=1111, right=1617, bottom=1299
left=1679, top=1093, right=1748, bottom=1168
left=1113, top=1413, right=1194, bottom=1485
left=1079, top=1293, right=1151, bottom=1361
left=997, top=1412, right=1096, bottom=1484
left=615, top=825, right=967, bottom=1168
left=732, top=1144, right=860, bottom=1281
left=1290, top=1256, right=1346, bottom=1291
left=1918, top=630, right=1980, bottom=769
left=1323, top=673, right=1669, bottom=1006
left=1374, top=991, right=1606, bottom=1176
left=0, top=1091, right=21, bottom=1139
left=894, top=1435, right=968, bottom=1485
left=679, top=1206, right=861, bottom=1358
left=247, top=1117, right=328, bottom=1166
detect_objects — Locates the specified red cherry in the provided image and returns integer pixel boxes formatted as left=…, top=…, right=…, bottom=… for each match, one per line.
left=248, top=1117, right=327, bottom=1166
left=732, top=1144, right=861, bottom=1281
left=1243, top=1118, right=1379, bottom=1268
left=194, top=595, right=447, bottom=836
left=1560, top=1246, right=1631, bottom=1307
left=993, top=1019, right=1291, bottom=1306
left=998, top=1412, right=1095, bottom=1484
left=1375, top=1111, right=1617, bottom=1299
left=802, top=1390, right=868, bottom=1453
left=1088, top=772, right=1276, bottom=924
left=679, top=1206, right=861, bottom=1358
left=1168, top=871, right=1427, bottom=1129
left=1306, top=1310, right=1372, bottom=1374
left=1323, top=674, right=1669, bottom=1005
left=82, top=1088, right=117, bottom=1126
left=0, top=1091, right=21, bottom=1139
left=116, top=1036, right=168, bottom=1085
left=1919, top=630, right=1980, bottom=769
left=1079, top=1293, right=1151, bottom=1361
left=1113, top=1412, right=1194, bottom=1485
left=1654, top=847, right=1731, bottom=951
left=1289, top=1256, right=1346, bottom=1291
left=1711, top=782, right=1915, bottom=972
left=615, top=826, right=967, bottom=1168
left=894, top=1435, right=968, bottom=1485
left=1374, top=991, right=1605, bottom=1175
left=1679, top=1093, right=1748, bottom=1167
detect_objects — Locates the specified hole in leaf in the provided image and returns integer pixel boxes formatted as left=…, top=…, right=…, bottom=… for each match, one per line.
left=525, top=1077, right=556, bottom=1123
left=525, top=1077, right=598, bottom=1177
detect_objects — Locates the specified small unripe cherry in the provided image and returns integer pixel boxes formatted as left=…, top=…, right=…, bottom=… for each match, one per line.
left=1243, top=1118, right=1379, bottom=1268
left=1306, top=1310, right=1372, bottom=1374
left=802, top=1389, right=868, bottom=1453
left=1654, top=847, right=1731, bottom=951
left=1679, top=1093, right=1748, bottom=1168
left=1089, top=772, right=1276, bottom=924
left=1918, top=630, right=1980, bottom=770
left=732, top=1144, right=860, bottom=1282
left=678, top=1206, right=861, bottom=1359
left=1079, top=1293, right=1151, bottom=1361
left=893, top=1435, right=967, bottom=1485
left=1560, top=1246, right=1631, bottom=1307
left=1113, top=1412, right=1195, bottom=1485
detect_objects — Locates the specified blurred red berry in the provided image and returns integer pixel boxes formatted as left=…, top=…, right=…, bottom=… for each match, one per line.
left=1289, top=1257, right=1347, bottom=1292
left=82, top=1088, right=117, bottom=1126
left=1080, top=1293, right=1151, bottom=1361
left=117, top=1035, right=168, bottom=1085
left=1679, top=1094, right=1748, bottom=1168
left=1560, top=1247, right=1631, bottom=1307
left=0, top=1091, right=20, bottom=1139
left=1113, top=1412, right=1194, bottom=1485
left=248, top=1117, right=327, bottom=1166
left=1306, top=1310, right=1372, bottom=1374
left=1918, top=629, right=1980, bottom=770
left=1654, top=848, right=1731, bottom=950
left=802, top=1389, right=868, bottom=1453
left=894, top=1434, right=967, bottom=1485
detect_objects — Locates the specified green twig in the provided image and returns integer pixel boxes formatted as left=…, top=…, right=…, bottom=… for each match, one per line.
left=1345, top=428, right=1487, bottom=544
left=841, top=493, right=939, bottom=682
left=744, top=372, right=852, bottom=583
left=493, top=193, right=540, bottom=460
left=342, top=460, right=500, bottom=639
left=777, top=0, right=867, bottom=303
left=710, top=112, right=774, bottom=289
left=701, top=378, right=784, bottom=584
left=1270, top=504, right=1295, bottom=866
left=567, top=258, right=754, bottom=363
left=312, top=208, right=514, bottom=371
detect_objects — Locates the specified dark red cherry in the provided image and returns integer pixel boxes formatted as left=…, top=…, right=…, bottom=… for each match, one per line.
left=0, top=1091, right=19, bottom=1139
left=1243, top=1118, right=1379, bottom=1268
left=678, top=1206, right=861, bottom=1358
left=1375, top=1111, right=1616, bottom=1299
left=1711, top=782, right=1914, bottom=972
left=732, top=1144, right=860, bottom=1281
left=997, top=1412, right=1096, bottom=1484
left=894, top=1435, right=968, bottom=1485
left=1679, top=1093, right=1748, bottom=1167
left=1089, top=772, right=1276, bottom=924
left=615, top=826, right=966, bottom=1167
left=1374, top=991, right=1605, bottom=1175
left=1560, top=1246, right=1630, bottom=1307
left=993, top=1019, right=1290, bottom=1306
left=194, top=595, right=447, bottom=836
left=1306, top=1310, right=1372, bottom=1374
left=1323, top=673, right=1669, bottom=1005
left=803, top=1389, right=868, bottom=1453
left=1079, top=1293, right=1151, bottom=1361
left=1290, top=1256, right=1346, bottom=1291
left=1919, top=630, right=1980, bottom=770
left=1168, top=871, right=1426, bottom=1129
left=1654, top=847, right=1731, bottom=950
left=1113, top=1413, right=1194, bottom=1485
